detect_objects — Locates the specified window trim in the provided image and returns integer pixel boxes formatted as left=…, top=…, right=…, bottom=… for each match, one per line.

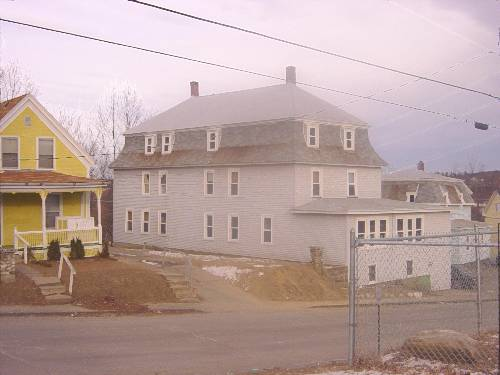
left=158, top=170, right=168, bottom=196
left=379, top=219, right=387, bottom=238
left=311, top=168, right=322, bottom=198
left=406, top=260, right=413, bottom=276
left=343, top=127, right=355, bottom=151
left=406, top=192, right=416, bottom=203
left=368, top=264, right=376, bottom=283
left=142, top=171, right=151, bottom=195
left=0, top=135, right=20, bottom=170
left=356, top=220, right=366, bottom=239
left=204, top=169, right=215, bottom=196
left=204, top=212, right=215, bottom=240
left=161, top=133, right=174, bottom=154
left=347, top=169, right=357, bottom=197
left=227, top=214, right=239, bottom=242
left=36, top=137, right=56, bottom=170
left=45, top=193, right=61, bottom=229
left=306, top=124, right=319, bottom=148
left=415, top=217, right=423, bottom=237
left=228, top=168, right=240, bottom=197
left=396, top=218, right=404, bottom=237
left=158, top=210, right=167, bottom=236
left=141, top=209, right=150, bottom=234
left=261, top=215, right=273, bottom=245
left=144, top=135, right=156, bottom=155
left=206, top=129, right=220, bottom=152
left=125, top=208, right=133, bottom=233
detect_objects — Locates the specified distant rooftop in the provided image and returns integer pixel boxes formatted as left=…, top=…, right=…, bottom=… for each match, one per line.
left=382, top=169, right=462, bottom=183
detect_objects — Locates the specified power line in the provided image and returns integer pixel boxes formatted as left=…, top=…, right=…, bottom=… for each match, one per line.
left=1, top=18, right=496, bottom=130
left=127, top=0, right=500, bottom=101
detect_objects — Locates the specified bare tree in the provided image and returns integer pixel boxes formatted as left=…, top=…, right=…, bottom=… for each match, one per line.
left=0, top=62, right=37, bottom=102
left=465, top=153, right=485, bottom=175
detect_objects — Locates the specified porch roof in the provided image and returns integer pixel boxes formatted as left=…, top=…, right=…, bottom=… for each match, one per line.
left=0, top=170, right=107, bottom=191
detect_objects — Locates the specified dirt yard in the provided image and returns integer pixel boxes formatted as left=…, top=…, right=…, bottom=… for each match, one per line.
left=30, top=258, right=177, bottom=310
left=0, top=271, right=46, bottom=305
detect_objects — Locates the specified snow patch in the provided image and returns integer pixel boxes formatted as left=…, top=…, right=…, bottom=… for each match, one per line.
left=141, top=260, right=160, bottom=266
left=202, top=266, right=252, bottom=282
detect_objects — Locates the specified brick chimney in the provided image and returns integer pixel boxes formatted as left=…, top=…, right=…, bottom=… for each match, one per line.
left=190, top=81, right=199, bottom=97
left=286, top=66, right=296, bottom=84
left=417, top=160, right=425, bottom=171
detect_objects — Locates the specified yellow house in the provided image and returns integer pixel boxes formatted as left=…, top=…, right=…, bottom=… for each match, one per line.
left=483, top=190, right=500, bottom=258
left=0, top=94, right=107, bottom=260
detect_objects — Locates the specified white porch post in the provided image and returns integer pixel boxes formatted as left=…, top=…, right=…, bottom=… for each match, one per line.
left=94, top=189, right=103, bottom=245
left=39, top=190, right=48, bottom=248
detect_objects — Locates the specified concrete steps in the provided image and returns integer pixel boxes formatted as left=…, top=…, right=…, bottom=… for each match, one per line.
left=160, top=270, right=200, bottom=303
left=17, top=264, right=72, bottom=305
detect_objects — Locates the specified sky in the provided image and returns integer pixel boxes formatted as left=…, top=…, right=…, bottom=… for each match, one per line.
left=1, top=0, right=499, bottom=172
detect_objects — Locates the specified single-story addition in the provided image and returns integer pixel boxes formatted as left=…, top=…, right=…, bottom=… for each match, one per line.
left=111, top=66, right=452, bottom=287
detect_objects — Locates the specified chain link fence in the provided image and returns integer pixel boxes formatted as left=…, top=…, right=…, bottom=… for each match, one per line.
left=349, top=228, right=499, bottom=372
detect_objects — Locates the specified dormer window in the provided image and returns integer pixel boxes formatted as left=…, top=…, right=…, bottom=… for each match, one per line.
left=343, top=128, right=355, bottom=150
left=161, top=133, right=174, bottom=154
left=407, top=192, right=416, bottom=203
left=207, top=129, right=220, bottom=152
left=144, top=135, right=156, bottom=155
left=306, top=125, right=319, bottom=148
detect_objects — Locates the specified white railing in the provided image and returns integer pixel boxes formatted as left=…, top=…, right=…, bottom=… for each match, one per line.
left=58, top=253, right=76, bottom=295
left=56, top=216, right=95, bottom=230
left=14, top=228, right=31, bottom=264
left=15, top=227, right=101, bottom=248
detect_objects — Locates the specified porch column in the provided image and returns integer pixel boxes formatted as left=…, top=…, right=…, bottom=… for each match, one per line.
left=94, top=188, right=103, bottom=245
left=39, top=190, right=48, bottom=247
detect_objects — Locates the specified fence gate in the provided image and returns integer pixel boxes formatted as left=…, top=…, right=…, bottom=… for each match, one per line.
left=348, top=228, right=499, bottom=371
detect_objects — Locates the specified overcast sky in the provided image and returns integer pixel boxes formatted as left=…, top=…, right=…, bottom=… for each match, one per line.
left=2, top=0, right=499, bottom=172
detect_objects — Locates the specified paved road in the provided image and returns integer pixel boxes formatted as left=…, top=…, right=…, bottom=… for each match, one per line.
left=0, top=301, right=497, bottom=375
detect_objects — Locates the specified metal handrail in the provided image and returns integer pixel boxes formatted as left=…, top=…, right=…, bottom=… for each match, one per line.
left=58, top=253, right=76, bottom=295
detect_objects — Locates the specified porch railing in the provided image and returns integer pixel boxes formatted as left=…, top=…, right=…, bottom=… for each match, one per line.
left=58, top=253, right=76, bottom=295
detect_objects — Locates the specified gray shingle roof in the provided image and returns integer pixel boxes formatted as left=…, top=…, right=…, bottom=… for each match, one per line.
left=382, top=169, right=463, bottom=183
left=293, top=198, right=448, bottom=215
left=125, top=83, right=366, bottom=134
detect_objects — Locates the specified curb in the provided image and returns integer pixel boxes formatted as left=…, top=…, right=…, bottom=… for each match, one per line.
left=0, top=308, right=204, bottom=318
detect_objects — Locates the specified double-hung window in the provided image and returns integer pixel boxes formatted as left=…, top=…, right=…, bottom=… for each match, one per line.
left=142, top=172, right=151, bottom=195
left=141, top=210, right=150, bottom=233
left=262, top=216, right=272, bottom=244
left=347, top=170, right=357, bottom=197
left=1, top=137, right=19, bottom=169
left=125, top=209, right=133, bottom=232
left=207, top=129, right=220, bottom=151
left=161, top=133, right=173, bottom=154
left=407, top=218, right=413, bottom=237
left=311, top=169, right=321, bottom=197
left=229, top=169, right=239, bottom=196
left=306, top=125, right=319, bottom=147
left=228, top=215, right=239, bottom=241
left=397, top=219, right=404, bottom=237
left=379, top=219, right=387, bottom=238
left=37, top=138, right=54, bottom=169
left=159, top=171, right=167, bottom=195
left=407, top=192, right=416, bottom=203
left=145, top=135, right=155, bottom=155
left=205, top=170, right=215, bottom=195
left=416, top=218, right=423, bottom=237
left=46, top=194, right=60, bottom=229
left=343, top=128, right=355, bottom=150
left=158, top=211, right=167, bottom=235
left=369, top=220, right=376, bottom=239
left=357, top=220, right=366, bottom=239
left=204, top=213, right=214, bottom=239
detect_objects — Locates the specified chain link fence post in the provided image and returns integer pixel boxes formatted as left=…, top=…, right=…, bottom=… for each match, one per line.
left=474, top=224, right=482, bottom=336
left=348, top=229, right=357, bottom=366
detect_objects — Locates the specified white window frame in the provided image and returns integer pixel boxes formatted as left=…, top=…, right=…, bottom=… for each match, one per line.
left=306, top=125, right=319, bottom=148
left=228, top=168, right=240, bottom=197
left=407, top=218, right=413, bottom=237
left=369, top=219, right=376, bottom=239
left=406, top=192, right=416, bottom=203
left=204, top=169, right=215, bottom=196
left=0, top=135, right=20, bottom=170
left=311, top=168, right=322, bottom=198
left=141, top=209, right=150, bottom=234
left=379, top=219, right=387, bottom=238
left=125, top=209, right=133, bottom=233
left=36, top=137, right=56, bottom=170
left=356, top=220, right=366, bottom=239
left=142, top=171, right=151, bottom=195
left=343, top=127, right=355, bottom=151
left=368, top=264, right=376, bottom=283
left=144, top=135, right=156, bottom=155
left=415, top=217, right=423, bottom=237
left=261, top=215, right=273, bottom=244
left=207, top=129, right=220, bottom=152
left=204, top=213, right=214, bottom=240
left=227, top=214, right=239, bottom=242
left=158, top=210, right=167, bottom=236
left=158, top=170, right=168, bottom=196
left=161, top=133, right=174, bottom=154
left=347, top=169, right=357, bottom=197
left=396, top=218, right=404, bottom=237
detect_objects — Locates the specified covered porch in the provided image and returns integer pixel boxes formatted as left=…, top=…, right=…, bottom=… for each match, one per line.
left=0, top=170, right=108, bottom=261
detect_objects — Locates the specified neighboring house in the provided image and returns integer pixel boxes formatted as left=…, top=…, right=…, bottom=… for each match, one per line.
left=111, top=67, right=452, bottom=289
left=0, top=94, right=107, bottom=258
left=382, top=161, right=475, bottom=221
left=449, top=219, right=490, bottom=265
left=483, top=190, right=500, bottom=259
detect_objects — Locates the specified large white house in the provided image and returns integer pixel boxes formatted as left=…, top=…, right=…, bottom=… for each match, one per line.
left=111, top=67, right=451, bottom=286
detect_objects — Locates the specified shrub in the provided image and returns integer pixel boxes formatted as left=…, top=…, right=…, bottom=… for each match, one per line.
left=47, top=240, right=61, bottom=261
left=70, top=238, right=85, bottom=259
left=100, top=241, right=110, bottom=258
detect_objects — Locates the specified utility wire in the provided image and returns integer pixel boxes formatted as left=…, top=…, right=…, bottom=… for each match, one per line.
left=1, top=18, right=496, bottom=129
left=127, top=0, right=500, bottom=101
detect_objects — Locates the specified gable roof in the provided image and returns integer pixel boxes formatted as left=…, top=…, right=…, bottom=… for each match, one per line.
left=484, top=190, right=500, bottom=214
left=126, top=83, right=366, bottom=134
left=0, top=94, right=94, bottom=171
